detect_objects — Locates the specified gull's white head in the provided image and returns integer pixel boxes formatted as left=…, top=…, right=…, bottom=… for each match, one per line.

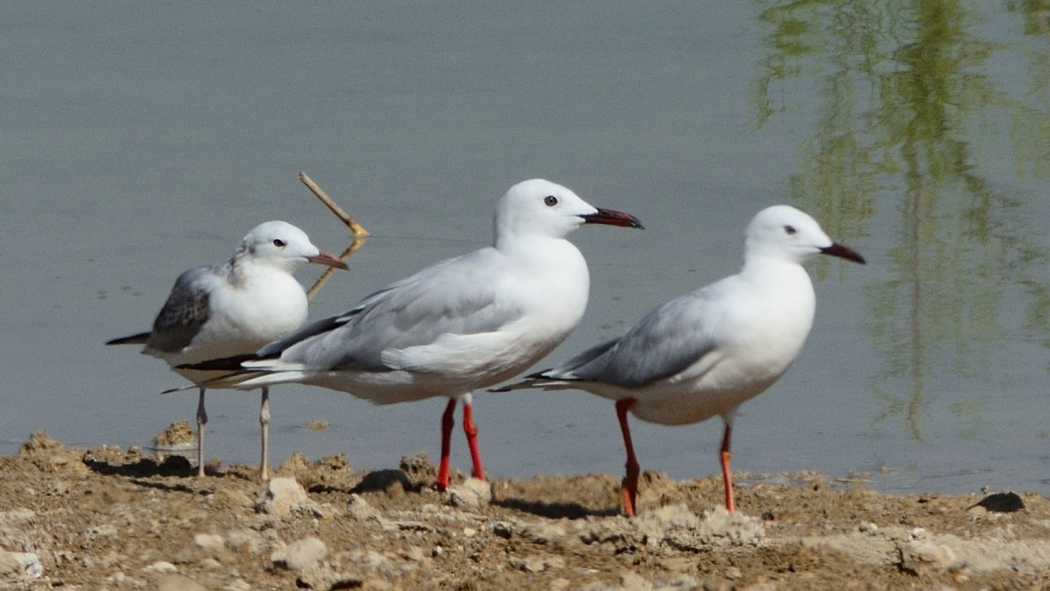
left=744, top=205, right=865, bottom=265
left=494, top=179, right=643, bottom=245
left=237, top=221, right=348, bottom=272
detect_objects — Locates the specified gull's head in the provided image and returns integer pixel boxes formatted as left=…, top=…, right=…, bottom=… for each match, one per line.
left=494, top=179, right=643, bottom=244
left=744, top=205, right=865, bottom=265
left=238, top=221, right=348, bottom=272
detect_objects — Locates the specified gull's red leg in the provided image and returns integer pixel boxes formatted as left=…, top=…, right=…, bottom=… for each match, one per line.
left=615, top=398, right=640, bottom=517
left=721, top=423, right=735, bottom=512
left=434, top=398, right=457, bottom=491
left=462, top=401, right=486, bottom=481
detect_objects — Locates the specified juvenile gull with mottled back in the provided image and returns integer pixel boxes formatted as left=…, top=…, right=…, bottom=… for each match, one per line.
left=107, top=220, right=347, bottom=480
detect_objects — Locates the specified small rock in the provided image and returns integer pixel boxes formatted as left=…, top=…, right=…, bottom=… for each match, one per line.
left=347, top=494, right=380, bottom=521
left=665, top=575, right=700, bottom=590
left=50, top=480, right=71, bottom=496
left=447, top=477, right=492, bottom=509
left=294, top=501, right=337, bottom=519
left=224, top=579, right=252, bottom=591
left=619, top=571, right=653, bottom=591
left=0, top=550, right=42, bottom=578
left=273, top=537, right=327, bottom=572
left=194, top=533, right=225, bottom=550
left=257, top=477, right=308, bottom=517
left=724, top=566, right=742, bottom=580
left=155, top=574, right=207, bottom=591
left=523, top=522, right=567, bottom=544
left=899, top=540, right=960, bottom=575
left=226, top=528, right=266, bottom=555
left=297, top=565, right=364, bottom=590
left=492, top=521, right=516, bottom=539
left=508, top=556, right=548, bottom=573
left=170, top=547, right=203, bottom=565
left=141, top=561, right=178, bottom=573
left=403, top=546, right=428, bottom=562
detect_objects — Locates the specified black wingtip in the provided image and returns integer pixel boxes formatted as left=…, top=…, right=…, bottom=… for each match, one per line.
left=177, top=353, right=258, bottom=372
left=106, top=332, right=151, bottom=346
left=526, top=369, right=552, bottom=380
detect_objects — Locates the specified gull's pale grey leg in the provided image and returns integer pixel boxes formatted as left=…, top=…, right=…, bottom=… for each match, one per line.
left=259, top=387, right=271, bottom=481
left=196, top=388, right=207, bottom=477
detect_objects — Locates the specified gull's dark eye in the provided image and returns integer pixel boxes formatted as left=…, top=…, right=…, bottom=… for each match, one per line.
left=273, top=239, right=287, bottom=247
left=784, top=225, right=797, bottom=235
left=544, top=195, right=558, bottom=207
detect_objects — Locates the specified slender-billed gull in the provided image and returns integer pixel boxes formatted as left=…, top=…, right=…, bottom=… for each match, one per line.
left=178, top=179, right=643, bottom=490
left=497, top=205, right=864, bottom=515
left=107, top=220, right=348, bottom=479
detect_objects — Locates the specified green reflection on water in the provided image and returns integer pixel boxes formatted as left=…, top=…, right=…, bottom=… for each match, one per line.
left=754, top=0, right=1050, bottom=441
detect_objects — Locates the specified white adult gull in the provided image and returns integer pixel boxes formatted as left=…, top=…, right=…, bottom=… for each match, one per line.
left=496, top=205, right=865, bottom=516
left=107, top=220, right=348, bottom=479
left=178, top=179, right=644, bottom=491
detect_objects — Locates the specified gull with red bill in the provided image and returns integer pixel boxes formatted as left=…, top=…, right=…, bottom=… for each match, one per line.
left=496, top=205, right=864, bottom=516
left=107, top=220, right=348, bottom=480
left=177, top=179, right=643, bottom=491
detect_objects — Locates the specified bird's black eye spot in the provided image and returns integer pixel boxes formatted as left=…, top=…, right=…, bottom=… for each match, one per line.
left=273, top=239, right=286, bottom=247
left=784, top=225, right=797, bottom=235
left=544, top=195, right=558, bottom=207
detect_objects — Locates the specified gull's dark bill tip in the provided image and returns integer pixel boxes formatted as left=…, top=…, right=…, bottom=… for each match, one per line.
left=820, top=243, right=866, bottom=264
left=582, top=208, right=645, bottom=229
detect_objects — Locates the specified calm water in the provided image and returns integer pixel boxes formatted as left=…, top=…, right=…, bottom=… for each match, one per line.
left=2, top=2, right=1049, bottom=496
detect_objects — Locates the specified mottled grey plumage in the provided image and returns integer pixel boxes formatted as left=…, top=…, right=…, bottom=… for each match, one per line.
left=142, top=266, right=216, bottom=354
left=107, top=220, right=347, bottom=480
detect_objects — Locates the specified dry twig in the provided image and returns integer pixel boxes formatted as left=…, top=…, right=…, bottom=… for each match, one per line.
left=300, top=171, right=370, bottom=237
left=300, top=172, right=369, bottom=299
left=306, top=239, right=367, bottom=300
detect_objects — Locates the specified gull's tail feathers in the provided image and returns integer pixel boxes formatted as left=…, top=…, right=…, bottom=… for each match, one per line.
left=161, top=365, right=313, bottom=393
left=488, top=370, right=580, bottom=393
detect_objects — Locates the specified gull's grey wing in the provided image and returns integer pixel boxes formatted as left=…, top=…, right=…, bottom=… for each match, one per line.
left=545, top=287, right=722, bottom=388
left=144, top=265, right=220, bottom=353
left=281, top=248, right=526, bottom=371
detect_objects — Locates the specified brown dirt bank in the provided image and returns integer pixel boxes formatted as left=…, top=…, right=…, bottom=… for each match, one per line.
left=1, top=430, right=1047, bottom=590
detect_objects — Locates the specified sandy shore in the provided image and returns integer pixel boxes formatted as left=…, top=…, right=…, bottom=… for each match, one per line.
left=1, top=429, right=1047, bottom=590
